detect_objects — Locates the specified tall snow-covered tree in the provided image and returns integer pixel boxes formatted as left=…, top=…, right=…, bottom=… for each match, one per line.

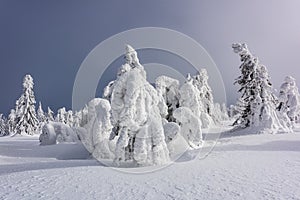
left=278, top=76, right=300, bottom=124
left=110, top=45, right=169, bottom=166
left=14, top=74, right=39, bottom=135
left=0, top=114, right=8, bottom=136
left=232, top=43, right=291, bottom=133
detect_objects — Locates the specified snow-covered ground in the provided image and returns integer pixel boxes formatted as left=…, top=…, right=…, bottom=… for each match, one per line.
left=1, top=127, right=300, bottom=200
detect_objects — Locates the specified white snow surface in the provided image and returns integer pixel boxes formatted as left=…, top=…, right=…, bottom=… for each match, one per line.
left=1, top=125, right=300, bottom=199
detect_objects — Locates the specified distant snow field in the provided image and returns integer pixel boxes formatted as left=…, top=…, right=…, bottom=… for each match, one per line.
left=1, top=129, right=299, bottom=200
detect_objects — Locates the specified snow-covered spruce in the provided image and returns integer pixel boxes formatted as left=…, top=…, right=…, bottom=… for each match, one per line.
left=77, top=98, right=115, bottom=159
left=14, top=74, right=39, bottom=135
left=109, top=45, right=169, bottom=166
left=155, top=76, right=180, bottom=122
left=37, top=102, right=47, bottom=134
left=192, top=69, right=215, bottom=122
left=0, top=114, right=8, bottom=136
left=278, top=76, right=300, bottom=125
left=7, top=109, right=16, bottom=135
left=39, top=122, right=79, bottom=145
left=232, top=43, right=291, bottom=133
left=178, top=74, right=213, bottom=128
left=46, top=107, right=55, bottom=122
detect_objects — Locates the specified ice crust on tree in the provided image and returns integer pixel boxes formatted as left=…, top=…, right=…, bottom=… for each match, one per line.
left=39, top=122, right=79, bottom=145
left=77, top=98, right=115, bottom=159
left=232, top=43, right=291, bottom=134
left=110, top=45, right=170, bottom=166
left=0, top=114, right=8, bottom=136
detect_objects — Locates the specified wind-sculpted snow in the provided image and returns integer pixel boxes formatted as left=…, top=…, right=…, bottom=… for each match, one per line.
left=77, top=98, right=115, bottom=160
left=39, top=122, right=79, bottom=145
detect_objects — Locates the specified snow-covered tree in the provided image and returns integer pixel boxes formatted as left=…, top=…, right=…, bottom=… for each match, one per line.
left=110, top=45, right=169, bottom=166
left=56, top=107, right=67, bottom=124
left=46, top=107, right=55, bottom=122
left=37, top=102, right=47, bottom=133
left=278, top=76, right=300, bottom=124
left=193, top=69, right=215, bottom=117
left=232, top=43, right=291, bottom=133
left=7, top=109, right=16, bottom=134
left=66, top=110, right=74, bottom=127
left=77, top=98, right=115, bottom=159
left=14, top=74, right=39, bottom=135
left=173, top=107, right=202, bottom=148
left=179, top=73, right=213, bottom=128
left=155, top=76, right=180, bottom=122
left=0, top=114, right=8, bottom=136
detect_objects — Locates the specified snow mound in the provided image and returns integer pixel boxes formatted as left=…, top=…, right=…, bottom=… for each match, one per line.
left=39, top=122, right=78, bottom=145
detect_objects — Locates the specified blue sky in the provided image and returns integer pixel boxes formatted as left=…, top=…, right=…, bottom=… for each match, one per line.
left=1, top=0, right=300, bottom=115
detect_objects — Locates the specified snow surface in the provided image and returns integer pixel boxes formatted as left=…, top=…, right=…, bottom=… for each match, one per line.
left=1, top=126, right=300, bottom=200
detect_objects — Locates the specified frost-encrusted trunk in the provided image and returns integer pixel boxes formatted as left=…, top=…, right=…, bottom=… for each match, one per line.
left=110, top=45, right=169, bottom=166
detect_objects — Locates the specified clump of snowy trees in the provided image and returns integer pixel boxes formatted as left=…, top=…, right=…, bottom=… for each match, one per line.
left=74, top=44, right=228, bottom=167
left=0, top=74, right=81, bottom=137
left=2, top=42, right=300, bottom=167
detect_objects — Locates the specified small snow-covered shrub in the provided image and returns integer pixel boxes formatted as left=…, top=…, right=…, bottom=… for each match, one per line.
left=39, top=122, right=79, bottom=145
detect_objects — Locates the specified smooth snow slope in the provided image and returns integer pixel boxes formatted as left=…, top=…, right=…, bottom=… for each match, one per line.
left=0, top=132, right=300, bottom=200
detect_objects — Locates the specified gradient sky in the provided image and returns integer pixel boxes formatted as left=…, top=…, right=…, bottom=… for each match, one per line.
left=1, top=0, right=300, bottom=115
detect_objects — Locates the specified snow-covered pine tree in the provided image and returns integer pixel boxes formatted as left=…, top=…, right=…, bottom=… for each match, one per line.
left=37, top=102, right=47, bottom=133
left=66, top=110, right=74, bottom=127
left=56, top=107, right=67, bottom=124
left=193, top=69, right=214, bottom=117
left=0, top=114, right=8, bottom=136
left=46, top=107, right=55, bottom=122
left=14, top=74, right=39, bottom=135
left=278, top=76, right=300, bottom=124
left=7, top=109, right=16, bottom=134
left=232, top=43, right=291, bottom=133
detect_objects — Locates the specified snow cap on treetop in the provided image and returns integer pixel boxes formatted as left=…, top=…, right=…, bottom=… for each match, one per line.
left=232, top=43, right=248, bottom=54
left=285, top=75, right=295, bottom=83
left=125, top=44, right=141, bottom=68
left=23, top=74, right=34, bottom=89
